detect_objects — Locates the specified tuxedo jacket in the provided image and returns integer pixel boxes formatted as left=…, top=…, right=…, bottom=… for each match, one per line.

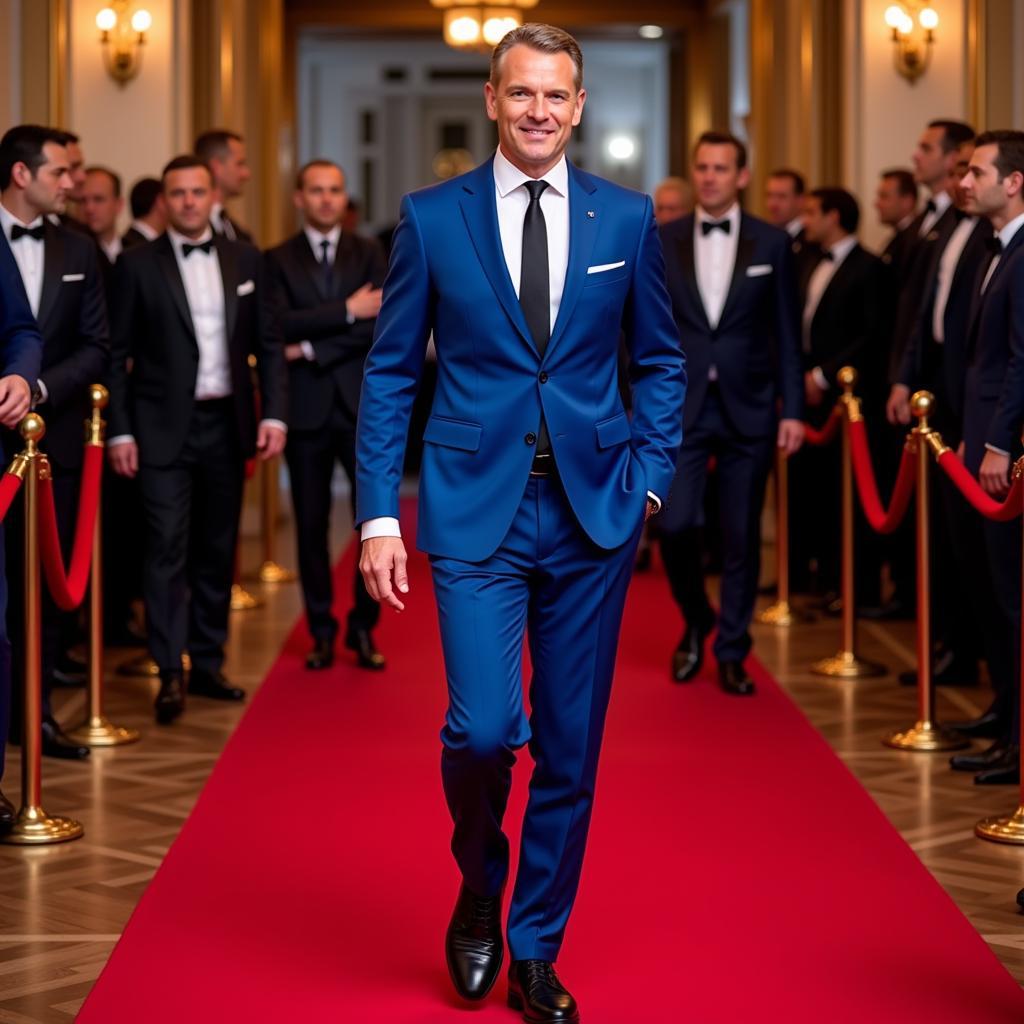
left=963, top=227, right=1024, bottom=471
left=356, top=157, right=686, bottom=562
left=264, top=230, right=387, bottom=431
left=660, top=211, right=802, bottom=436
left=896, top=217, right=991, bottom=426
left=216, top=212, right=253, bottom=245
left=0, top=233, right=42, bottom=390
left=120, top=226, right=150, bottom=251
left=805, top=244, right=885, bottom=389
left=790, top=226, right=821, bottom=297
left=108, top=234, right=287, bottom=467
left=2, top=220, right=109, bottom=469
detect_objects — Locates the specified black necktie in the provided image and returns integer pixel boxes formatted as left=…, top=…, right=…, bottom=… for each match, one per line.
left=520, top=179, right=551, bottom=454
left=924, top=199, right=937, bottom=215
left=821, top=250, right=835, bottom=262
left=319, top=239, right=333, bottom=294
left=182, top=240, right=214, bottom=258
left=11, top=224, right=44, bottom=242
left=701, top=219, right=731, bottom=236
left=986, top=236, right=1004, bottom=255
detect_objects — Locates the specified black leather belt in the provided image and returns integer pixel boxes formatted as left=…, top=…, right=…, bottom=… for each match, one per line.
left=529, top=453, right=556, bottom=477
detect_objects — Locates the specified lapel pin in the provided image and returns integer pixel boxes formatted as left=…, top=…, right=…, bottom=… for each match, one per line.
left=586, top=211, right=595, bottom=218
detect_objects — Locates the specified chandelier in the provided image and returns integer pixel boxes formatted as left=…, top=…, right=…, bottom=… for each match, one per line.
left=430, top=0, right=539, bottom=53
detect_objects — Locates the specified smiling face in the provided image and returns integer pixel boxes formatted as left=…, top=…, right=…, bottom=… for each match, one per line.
left=484, top=44, right=585, bottom=179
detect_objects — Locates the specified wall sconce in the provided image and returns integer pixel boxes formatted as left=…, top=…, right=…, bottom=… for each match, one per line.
left=430, top=0, right=538, bottom=53
left=96, top=3, right=152, bottom=85
left=884, top=3, right=938, bottom=83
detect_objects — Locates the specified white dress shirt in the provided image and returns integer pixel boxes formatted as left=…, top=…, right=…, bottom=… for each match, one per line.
left=786, top=217, right=803, bottom=239
left=801, top=233, right=858, bottom=387
left=1, top=202, right=45, bottom=318
left=211, top=203, right=239, bottom=240
left=100, top=234, right=122, bottom=264
left=919, top=190, right=952, bottom=237
left=931, top=214, right=977, bottom=343
left=694, top=203, right=741, bottom=332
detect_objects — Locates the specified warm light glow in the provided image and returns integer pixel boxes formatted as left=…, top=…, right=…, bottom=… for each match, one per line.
left=607, top=135, right=636, bottom=162
left=884, top=4, right=905, bottom=28
left=639, top=25, right=664, bottom=40
left=919, top=7, right=939, bottom=30
left=897, top=11, right=914, bottom=34
left=482, top=15, right=519, bottom=45
left=131, top=9, right=152, bottom=32
left=96, top=7, right=117, bottom=31
left=448, top=14, right=481, bottom=44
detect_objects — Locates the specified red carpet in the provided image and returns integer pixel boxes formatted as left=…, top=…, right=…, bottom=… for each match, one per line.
left=80, top=513, right=1024, bottom=1022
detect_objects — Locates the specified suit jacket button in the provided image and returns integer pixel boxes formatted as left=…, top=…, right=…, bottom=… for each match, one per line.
left=525, top=432, right=537, bottom=445
left=539, top=371, right=549, bottom=383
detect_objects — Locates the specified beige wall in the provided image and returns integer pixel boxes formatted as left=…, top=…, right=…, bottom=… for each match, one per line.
left=0, top=0, right=20, bottom=130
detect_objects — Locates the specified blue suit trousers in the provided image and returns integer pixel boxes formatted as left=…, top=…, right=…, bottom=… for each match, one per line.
left=430, top=475, right=643, bottom=962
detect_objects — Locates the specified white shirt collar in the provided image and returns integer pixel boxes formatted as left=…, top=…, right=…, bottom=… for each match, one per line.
left=896, top=213, right=915, bottom=232
left=998, top=210, right=1024, bottom=249
left=929, top=190, right=952, bottom=215
left=168, top=226, right=214, bottom=254
left=131, top=219, right=159, bottom=241
left=786, top=216, right=803, bottom=238
left=827, top=233, right=858, bottom=265
left=304, top=224, right=342, bottom=251
left=696, top=203, right=741, bottom=231
left=493, top=148, right=568, bottom=200
left=0, top=202, right=44, bottom=235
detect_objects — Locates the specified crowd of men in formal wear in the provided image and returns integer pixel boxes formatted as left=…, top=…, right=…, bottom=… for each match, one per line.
left=0, top=113, right=1022, bottom=832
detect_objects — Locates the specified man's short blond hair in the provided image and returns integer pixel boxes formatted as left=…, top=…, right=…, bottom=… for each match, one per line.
left=490, top=23, right=584, bottom=94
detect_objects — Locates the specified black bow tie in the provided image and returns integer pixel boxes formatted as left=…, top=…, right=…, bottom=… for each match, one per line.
left=986, top=236, right=1004, bottom=255
left=821, top=250, right=835, bottom=262
left=924, top=199, right=937, bottom=215
left=182, top=240, right=214, bottom=258
left=954, top=208, right=970, bottom=223
left=701, top=219, right=731, bottom=236
left=10, top=223, right=44, bottom=242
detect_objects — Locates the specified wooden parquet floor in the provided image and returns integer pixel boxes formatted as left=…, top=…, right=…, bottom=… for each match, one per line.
left=1, top=527, right=1022, bottom=1020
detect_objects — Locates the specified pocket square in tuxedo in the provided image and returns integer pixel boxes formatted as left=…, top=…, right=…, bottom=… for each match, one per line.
left=587, top=260, right=626, bottom=275
left=236, top=279, right=255, bottom=296
left=61, top=273, right=85, bottom=282
left=746, top=264, right=773, bottom=278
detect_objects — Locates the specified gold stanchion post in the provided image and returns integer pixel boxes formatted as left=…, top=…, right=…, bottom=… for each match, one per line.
left=257, top=456, right=296, bottom=584
left=885, top=392, right=968, bottom=751
left=67, top=386, right=140, bottom=747
left=2, top=414, right=84, bottom=844
left=976, top=450, right=1024, bottom=843
left=811, top=367, right=886, bottom=678
left=759, top=447, right=809, bottom=626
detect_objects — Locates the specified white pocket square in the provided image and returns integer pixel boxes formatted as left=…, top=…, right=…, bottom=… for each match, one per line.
left=236, top=280, right=255, bottom=296
left=746, top=264, right=773, bottom=277
left=61, top=273, right=85, bottom=282
left=587, top=260, right=626, bottom=275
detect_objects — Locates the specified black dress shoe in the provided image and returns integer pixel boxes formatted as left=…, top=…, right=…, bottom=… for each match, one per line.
left=508, top=960, right=579, bottom=1023
left=445, top=883, right=504, bottom=1001
left=305, top=637, right=335, bottom=671
left=718, top=659, right=756, bottom=696
left=0, top=789, right=15, bottom=826
left=344, top=627, right=385, bottom=671
left=39, top=715, right=90, bottom=759
left=975, top=748, right=1020, bottom=785
left=946, top=710, right=1003, bottom=739
left=671, top=617, right=714, bottom=683
left=155, top=671, right=186, bottom=725
left=950, top=738, right=1014, bottom=773
left=188, top=669, right=245, bottom=702
left=898, top=649, right=979, bottom=688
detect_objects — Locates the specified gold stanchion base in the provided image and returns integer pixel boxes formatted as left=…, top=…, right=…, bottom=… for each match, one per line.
left=758, top=601, right=812, bottom=627
left=230, top=584, right=263, bottom=611
left=976, top=806, right=1024, bottom=845
left=258, top=560, right=297, bottom=584
left=884, top=720, right=970, bottom=752
left=117, top=653, right=190, bottom=677
left=66, top=716, right=140, bottom=747
left=811, top=650, right=887, bottom=678
left=1, top=806, right=84, bottom=845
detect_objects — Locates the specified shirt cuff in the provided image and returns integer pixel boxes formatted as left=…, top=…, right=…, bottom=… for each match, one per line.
left=260, top=418, right=288, bottom=435
left=34, top=379, right=48, bottom=405
left=646, top=491, right=661, bottom=513
left=811, top=367, right=829, bottom=391
left=346, top=307, right=356, bottom=325
left=984, top=443, right=1011, bottom=457
left=107, top=434, right=135, bottom=447
left=361, top=516, right=401, bottom=541
left=300, top=341, right=315, bottom=362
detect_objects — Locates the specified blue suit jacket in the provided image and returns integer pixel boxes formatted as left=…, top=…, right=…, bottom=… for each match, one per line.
left=356, top=157, right=686, bottom=562
left=660, top=212, right=802, bottom=436
left=0, top=233, right=42, bottom=389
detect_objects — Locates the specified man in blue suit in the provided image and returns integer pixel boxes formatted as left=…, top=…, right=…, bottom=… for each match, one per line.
left=0, top=231, right=43, bottom=824
left=659, top=132, right=804, bottom=696
left=356, top=24, right=685, bottom=1022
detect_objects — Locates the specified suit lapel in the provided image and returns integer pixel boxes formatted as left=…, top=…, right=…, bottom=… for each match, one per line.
left=967, top=227, right=1022, bottom=352
left=216, top=237, right=240, bottom=345
left=676, top=218, right=710, bottom=329
left=294, top=232, right=328, bottom=301
left=545, top=163, right=599, bottom=358
left=155, top=234, right=197, bottom=340
left=37, top=221, right=64, bottom=330
left=717, top=216, right=757, bottom=328
left=458, top=158, right=535, bottom=354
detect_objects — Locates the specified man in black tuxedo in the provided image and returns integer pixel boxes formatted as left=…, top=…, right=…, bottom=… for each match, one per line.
left=789, top=188, right=883, bottom=598
left=108, top=155, right=287, bottom=724
left=940, top=131, right=1024, bottom=784
left=0, top=125, right=109, bottom=759
left=265, top=160, right=386, bottom=671
left=876, top=169, right=919, bottom=282
left=80, top=167, right=124, bottom=266
left=764, top=168, right=819, bottom=289
left=194, top=130, right=253, bottom=243
left=121, top=177, right=166, bottom=250
left=660, top=131, right=804, bottom=695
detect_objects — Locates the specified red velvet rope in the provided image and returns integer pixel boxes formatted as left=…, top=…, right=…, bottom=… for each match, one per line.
left=38, top=444, right=104, bottom=611
left=803, top=405, right=842, bottom=447
left=936, top=449, right=1024, bottom=522
left=0, top=471, right=23, bottom=524
left=848, top=418, right=917, bottom=534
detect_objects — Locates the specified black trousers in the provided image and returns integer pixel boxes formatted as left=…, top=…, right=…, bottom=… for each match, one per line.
left=138, top=399, right=244, bottom=675
left=102, top=466, right=144, bottom=637
left=285, top=403, right=378, bottom=642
